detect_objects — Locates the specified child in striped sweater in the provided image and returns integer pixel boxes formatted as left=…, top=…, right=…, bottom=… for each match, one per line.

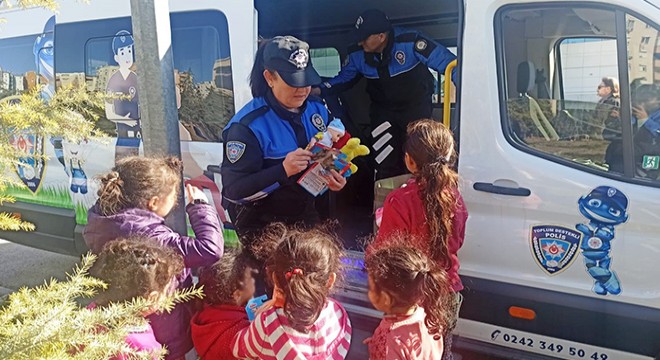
left=231, top=225, right=352, bottom=359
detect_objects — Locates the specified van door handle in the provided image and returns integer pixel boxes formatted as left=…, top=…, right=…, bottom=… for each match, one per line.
left=473, top=182, right=531, bottom=197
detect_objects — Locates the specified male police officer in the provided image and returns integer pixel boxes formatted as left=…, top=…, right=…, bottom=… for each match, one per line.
left=313, top=9, right=456, bottom=179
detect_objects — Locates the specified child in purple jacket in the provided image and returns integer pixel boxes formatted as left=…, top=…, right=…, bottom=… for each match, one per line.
left=84, top=156, right=224, bottom=360
left=89, top=236, right=185, bottom=359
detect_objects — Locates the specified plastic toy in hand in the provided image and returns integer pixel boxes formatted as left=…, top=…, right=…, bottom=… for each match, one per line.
left=245, top=294, right=268, bottom=321
left=316, top=118, right=346, bottom=148
left=338, top=137, right=370, bottom=176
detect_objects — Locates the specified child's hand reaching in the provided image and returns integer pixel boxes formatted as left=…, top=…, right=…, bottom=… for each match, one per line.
left=186, top=184, right=208, bottom=205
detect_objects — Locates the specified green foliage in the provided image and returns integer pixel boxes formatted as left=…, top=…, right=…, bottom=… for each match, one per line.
left=0, top=86, right=106, bottom=231
left=0, top=254, right=204, bottom=360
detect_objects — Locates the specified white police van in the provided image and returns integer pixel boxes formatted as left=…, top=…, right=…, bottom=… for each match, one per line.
left=1, top=0, right=659, bottom=358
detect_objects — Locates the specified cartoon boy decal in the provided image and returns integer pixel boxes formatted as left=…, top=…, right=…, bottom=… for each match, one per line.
left=576, top=186, right=629, bottom=295
left=106, top=30, right=141, bottom=160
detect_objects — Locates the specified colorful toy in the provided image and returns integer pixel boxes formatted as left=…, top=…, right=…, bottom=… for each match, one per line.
left=338, top=137, right=370, bottom=176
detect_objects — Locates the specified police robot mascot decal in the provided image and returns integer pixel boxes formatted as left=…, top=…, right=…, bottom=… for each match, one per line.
left=576, top=186, right=629, bottom=295
left=105, top=30, right=141, bottom=161
left=8, top=16, right=54, bottom=194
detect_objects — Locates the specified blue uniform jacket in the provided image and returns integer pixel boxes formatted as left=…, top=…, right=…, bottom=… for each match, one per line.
left=321, top=27, right=456, bottom=110
left=221, top=91, right=330, bottom=212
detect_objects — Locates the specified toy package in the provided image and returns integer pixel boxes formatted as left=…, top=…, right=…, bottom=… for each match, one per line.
left=298, top=142, right=351, bottom=196
left=245, top=294, right=268, bottom=321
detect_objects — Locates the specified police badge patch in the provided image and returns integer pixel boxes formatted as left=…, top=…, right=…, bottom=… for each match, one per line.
left=311, top=114, right=326, bottom=132
left=395, top=51, right=405, bottom=65
left=226, top=141, right=246, bottom=163
left=530, top=225, right=581, bottom=275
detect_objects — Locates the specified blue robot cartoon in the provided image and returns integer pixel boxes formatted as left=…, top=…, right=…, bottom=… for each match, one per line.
left=576, top=186, right=629, bottom=295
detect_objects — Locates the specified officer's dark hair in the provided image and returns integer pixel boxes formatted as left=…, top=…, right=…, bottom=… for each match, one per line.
left=250, top=38, right=273, bottom=98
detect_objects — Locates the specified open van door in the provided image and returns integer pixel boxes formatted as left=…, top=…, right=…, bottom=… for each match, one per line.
left=457, top=1, right=660, bottom=358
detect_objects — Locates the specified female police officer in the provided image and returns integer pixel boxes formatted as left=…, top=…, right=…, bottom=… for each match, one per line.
left=221, top=36, right=346, bottom=248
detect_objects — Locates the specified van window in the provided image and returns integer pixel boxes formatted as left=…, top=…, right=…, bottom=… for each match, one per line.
left=0, top=35, right=38, bottom=100
left=626, top=14, right=660, bottom=182
left=310, top=47, right=340, bottom=78
left=71, top=10, right=234, bottom=142
left=499, top=6, right=622, bottom=176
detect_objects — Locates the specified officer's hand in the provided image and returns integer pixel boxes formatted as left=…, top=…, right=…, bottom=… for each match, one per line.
left=283, top=148, right=313, bottom=177
left=310, top=87, right=321, bottom=96
left=324, top=169, right=347, bottom=191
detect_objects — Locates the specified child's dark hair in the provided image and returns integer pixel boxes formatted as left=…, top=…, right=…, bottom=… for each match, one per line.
left=199, top=249, right=256, bottom=305
left=365, top=241, right=452, bottom=339
left=254, top=223, right=343, bottom=332
left=90, top=236, right=184, bottom=305
left=96, top=156, right=182, bottom=216
left=404, top=119, right=458, bottom=268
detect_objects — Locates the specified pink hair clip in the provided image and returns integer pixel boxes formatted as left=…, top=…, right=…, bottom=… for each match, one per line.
left=285, top=268, right=304, bottom=280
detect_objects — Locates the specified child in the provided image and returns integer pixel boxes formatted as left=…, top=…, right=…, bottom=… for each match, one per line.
left=364, top=243, right=452, bottom=360
left=231, top=226, right=352, bottom=359
left=191, top=250, right=256, bottom=359
left=89, top=236, right=185, bottom=359
left=371, top=119, right=468, bottom=360
left=83, top=156, right=224, bottom=360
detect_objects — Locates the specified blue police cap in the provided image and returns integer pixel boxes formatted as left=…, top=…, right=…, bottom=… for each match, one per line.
left=263, top=36, right=321, bottom=88
left=349, top=9, right=392, bottom=44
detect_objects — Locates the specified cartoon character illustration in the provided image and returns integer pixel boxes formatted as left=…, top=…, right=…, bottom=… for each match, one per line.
left=33, top=15, right=55, bottom=100
left=63, top=139, right=89, bottom=194
left=315, top=119, right=346, bottom=148
left=106, top=29, right=141, bottom=160
left=9, top=133, right=45, bottom=193
left=576, top=186, right=629, bottom=295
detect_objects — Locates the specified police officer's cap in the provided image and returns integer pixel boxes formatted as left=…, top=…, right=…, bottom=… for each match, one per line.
left=263, top=36, right=321, bottom=88
left=350, top=9, right=392, bottom=44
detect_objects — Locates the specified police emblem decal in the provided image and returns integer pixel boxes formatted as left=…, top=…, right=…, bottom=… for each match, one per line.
left=289, top=49, right=309, bottom=69
left=355, top=16, right=363, bottom=29
left=415, top=39, right=428, bottom=51
left=395, top=51, right=405, bottom=65
left=226, top=141, right=246, bottom=163
left=311, top=114, right=326, bottom=132
left=530, top=225, right=581, bottom=275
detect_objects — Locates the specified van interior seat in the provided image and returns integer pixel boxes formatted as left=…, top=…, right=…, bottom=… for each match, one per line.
left=514, top=61, right=559, bottom=141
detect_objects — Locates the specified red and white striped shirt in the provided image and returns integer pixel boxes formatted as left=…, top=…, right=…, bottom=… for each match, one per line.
left=231, top=298, right=352, bottom=360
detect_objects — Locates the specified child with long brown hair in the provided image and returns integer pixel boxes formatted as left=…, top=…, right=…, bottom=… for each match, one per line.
left=231, top=224, right=352, bottom=359
left=83, top=155, right=224, bottom=360
left=90, top=236, right=185, bottom=359
left=365, top=242, right=452, bottom=359
left=371, top=119, right=468, bottom=359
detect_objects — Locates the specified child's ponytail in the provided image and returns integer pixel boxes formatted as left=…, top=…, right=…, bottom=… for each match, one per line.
left=404, top=119, right=459, bottom=267
left=420, top=265, right=452, bottom=340
left=95, top=156, right=182, bottom=216
left=97, top=171, right=128, bottom=216
left=259, top=224, right=343, bottom=333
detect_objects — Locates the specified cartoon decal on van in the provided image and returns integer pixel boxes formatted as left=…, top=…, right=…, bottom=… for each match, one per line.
left=576, top=186, right=629, bottom=296
left=106, top=30, right=141, bottom=161
left=530, top=225, right=581, bottom=275
left=9, top=133, right=45, bottom=193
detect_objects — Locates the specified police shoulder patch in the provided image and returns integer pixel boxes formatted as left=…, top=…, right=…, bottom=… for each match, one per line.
left=311, top=113, right=326, bottom=132
left=226, top=141, right=246, bottom=163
